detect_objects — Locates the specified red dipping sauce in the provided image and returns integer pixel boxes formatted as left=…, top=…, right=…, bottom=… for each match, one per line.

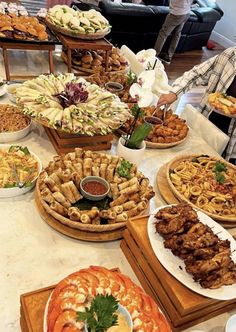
left=82, top=180, right=107, bottom=196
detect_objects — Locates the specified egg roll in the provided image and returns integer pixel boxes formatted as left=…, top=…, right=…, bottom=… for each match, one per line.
left=92, top=166, right=100, bottom=177
left=110, top=194, right=128, bottom=208
left=44, top=177, right=60, bottom=192
left=68, top=207, right=81, bottom=221
left=75, top=148, right=83, bottom=158
left=80, top=214, right=91, bottom=224
left=83, top=158, right=92, bottom=177
left=52, top=191, right=71, bottom=208
left=111, top=205, right=123, bottom=214
left=109, top=183, right=119, bottom=200
left=99, top=163, right=107, bottom=179
left=61, top=182, right=76, bottom=204
left=71, top=172, right=81, bottom=188
left=50, top=201, right=68, bottom=216
left=41, top=188, right=55, bottom=204
left=68, top=181, right=83, bottom=202
left=122, top=201, right=136, bottom=211
left=120, top=183, right=139, bottom=196
left=106, top=164, right=115, bottom=182
left=118, top=177, right=138, bottom=191
left=113, top=212, right=128, bottom=223
left=73, top=162, right=83, bottom=178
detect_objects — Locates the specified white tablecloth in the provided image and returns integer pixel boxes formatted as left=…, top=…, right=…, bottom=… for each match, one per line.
left=0, top=94, right=235, bottom=332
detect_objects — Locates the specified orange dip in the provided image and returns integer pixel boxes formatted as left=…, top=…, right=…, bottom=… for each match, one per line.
left=82, top=180, right=107, bottom=195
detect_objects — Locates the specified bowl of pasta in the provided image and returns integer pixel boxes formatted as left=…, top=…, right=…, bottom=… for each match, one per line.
left=0, top=145, right=42, bottom=198
left=0, top=104, right=31, bottom=143
left=166, top=154, right=236, bottom=223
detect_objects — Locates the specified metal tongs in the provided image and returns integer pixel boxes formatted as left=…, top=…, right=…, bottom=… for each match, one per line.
left=12, top=165, right=25, bottom=189
left=144, top=104, right=168, bottom=125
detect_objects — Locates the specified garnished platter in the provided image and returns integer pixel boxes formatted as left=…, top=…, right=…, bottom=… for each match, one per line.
left=166, top=155, right=236, bottom=223
left=208, top=92, right=236, bottom=118
left=119, top=107, right=189, bottom=149
left=147, top=203, right=236, bottom=300
left=36, top=148, right=154, bottom=238
left=15, top=73, right=131, bottom=135
left=45, top=266, right=171, bottom=332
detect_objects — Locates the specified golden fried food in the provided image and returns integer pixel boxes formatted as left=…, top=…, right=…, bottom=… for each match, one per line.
left=0, top=104, right=30, bottom=132
left=122, top=106, right=189, bottom=144
left=155, top=203, right=236, bottom=289
left=208, top=92, right=236, bottom=115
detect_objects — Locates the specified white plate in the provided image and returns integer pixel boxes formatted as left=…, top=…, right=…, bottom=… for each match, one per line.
left=43, top=293, right=52, bottom=332
left=225, top=314, right=236, bottom=332
left=0, top=83, right=7, bottom=97
left=147, top=205, right=236, bottom=300
left=0, top=144, right=42, bottom=198
left=0, top=120, right=31, bottom=143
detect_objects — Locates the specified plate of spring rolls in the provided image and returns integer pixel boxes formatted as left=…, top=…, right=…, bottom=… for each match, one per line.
left=37, top=148, right=154, bottom=234
left=15, top=73, right=132, bottom=136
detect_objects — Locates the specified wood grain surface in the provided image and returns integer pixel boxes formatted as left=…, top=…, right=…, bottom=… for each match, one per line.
left=121, top=216, right=236, bottom=331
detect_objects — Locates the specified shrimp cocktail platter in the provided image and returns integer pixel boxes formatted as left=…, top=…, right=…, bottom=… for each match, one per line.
left=36, top=148, right=154, bottom=241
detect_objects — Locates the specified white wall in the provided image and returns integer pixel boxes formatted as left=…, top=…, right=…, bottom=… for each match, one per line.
left=211, top=0, right=236, bottom=48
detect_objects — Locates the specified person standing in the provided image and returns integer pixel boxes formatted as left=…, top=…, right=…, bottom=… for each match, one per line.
left=154, top=0, right=193, bottom=64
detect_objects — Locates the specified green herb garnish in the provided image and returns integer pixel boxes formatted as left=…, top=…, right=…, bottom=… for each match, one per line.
left=215, top=173, right=225, bottom=184
left=213, top=161, right=227, bottom=173
left=117, top=160, right=133, bottom=179
left=77, top=294, right=119, bottom=332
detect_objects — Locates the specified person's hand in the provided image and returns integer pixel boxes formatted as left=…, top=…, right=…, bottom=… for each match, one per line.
left=157, top=92, right=178, bottom=107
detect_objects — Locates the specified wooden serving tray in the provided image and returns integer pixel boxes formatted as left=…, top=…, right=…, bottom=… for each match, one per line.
left=44, top=127, right=113, bottom=154
left=156, top=164, right=236, bottom=229
left=120, top=216, right=236, bottom=331
left=20, top=268, right=119, bottom=332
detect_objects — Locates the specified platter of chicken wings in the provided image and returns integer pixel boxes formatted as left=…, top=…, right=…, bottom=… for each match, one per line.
left=147, top=203, right=236, bottom=300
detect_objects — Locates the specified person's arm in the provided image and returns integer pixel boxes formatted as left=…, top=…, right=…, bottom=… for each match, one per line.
left=157, top=54, right=218, bottom=106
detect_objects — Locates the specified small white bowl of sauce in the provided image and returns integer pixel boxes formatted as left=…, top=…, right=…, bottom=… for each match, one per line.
left=80, top=176, right=110, bottom=201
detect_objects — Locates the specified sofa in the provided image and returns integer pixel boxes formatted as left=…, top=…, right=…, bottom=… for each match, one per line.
left=95, top=0, right=223, bottom=53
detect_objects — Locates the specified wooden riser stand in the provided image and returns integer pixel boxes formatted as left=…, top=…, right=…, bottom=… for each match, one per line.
left=44, top=127, right=113, bottom=154
left=120, top=217, right=236, bottom=331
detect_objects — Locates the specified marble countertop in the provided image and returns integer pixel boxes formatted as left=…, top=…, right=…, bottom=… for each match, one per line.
left=0, top=95, right=235, bottom=332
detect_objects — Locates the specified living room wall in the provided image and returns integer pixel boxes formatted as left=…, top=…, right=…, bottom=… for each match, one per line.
left=211, top=0, right=236, bottom=47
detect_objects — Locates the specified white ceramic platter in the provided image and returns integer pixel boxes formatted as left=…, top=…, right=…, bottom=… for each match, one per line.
left=0, top=120, right=31, bottom=143
left=147, top=205, right=236, bottom=300
left=0, top=83, right=7, bottom=97
left=0, top=144, right=42, bottom=198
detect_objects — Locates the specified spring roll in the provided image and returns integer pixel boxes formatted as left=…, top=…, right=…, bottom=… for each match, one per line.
left=99, top=163, right=107, bottom=178
left=49, top=172, right=61, bottom=185
left=100, top=209, right=117, bottom=220
left=110, top=194, right=128, bottom=208
left=139, top=178, right=150, bottom=195
left=84, top=150, right=93, bottom=158
left=122, top=201, right=136, bottom=211
left=91, top=217, right=101, bottom=225
left=75, top=148, right=83, bottom=158
left=111, top=156, right=120, bottom=166
left=129, top=193, right=141, bottom=202
left=68, top=207, right=81, bottom=221
left=63, top=160, right=76, bottom=172
left=67, top=152, right=76, bottom=160
left=52, top=191, right=71, bottom=208
left=61, top=182, right=76, bottom=204
left=56, top=169, right=72, bottom=183
left=106, top=165, right=115, bottom=182
left=83, top=158, right=92, bottom=177
left=137, top=200, right=147, bottom=212
left=44, top=177, right=60, bottom=192
left=120, top=183, right=139, bottom=196
left=118, top=177, right=139, bottom=191
left=41, top=188, right=55, bottom=204
left=111, top=205, right=123, bottom=214
left=73, top=163, right=83, bottom=178
left=113, top=212, right=128, bottom=223
left=92, top=166, right=100, bottom=177
left=68, top=181, right=83, bottom=202
left=71, top=172, right=81, bottom=188
left=113, top=174, right=122, bottom=184
left=50, top=201, right=68, bottom=216
left=126, top=207, right=139, bottom=218
left=80, top=214, right=91, bottom=224
left=142, top=187, right=155, bottom=200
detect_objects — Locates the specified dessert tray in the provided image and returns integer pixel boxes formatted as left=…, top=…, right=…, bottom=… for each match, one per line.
left=36, top=148, right=154, bottom=241
left=165, top=155, right=236, bottom=224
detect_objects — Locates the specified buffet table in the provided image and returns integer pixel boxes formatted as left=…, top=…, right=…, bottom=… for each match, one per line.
left=0, top=92, right=236, bottom=332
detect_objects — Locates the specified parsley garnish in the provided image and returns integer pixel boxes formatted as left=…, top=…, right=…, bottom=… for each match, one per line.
left=117, top=160, right=133, bottom=179
left=213, top=161, right=227, bottom=184
left=77, top=294, right=119, bottom=332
